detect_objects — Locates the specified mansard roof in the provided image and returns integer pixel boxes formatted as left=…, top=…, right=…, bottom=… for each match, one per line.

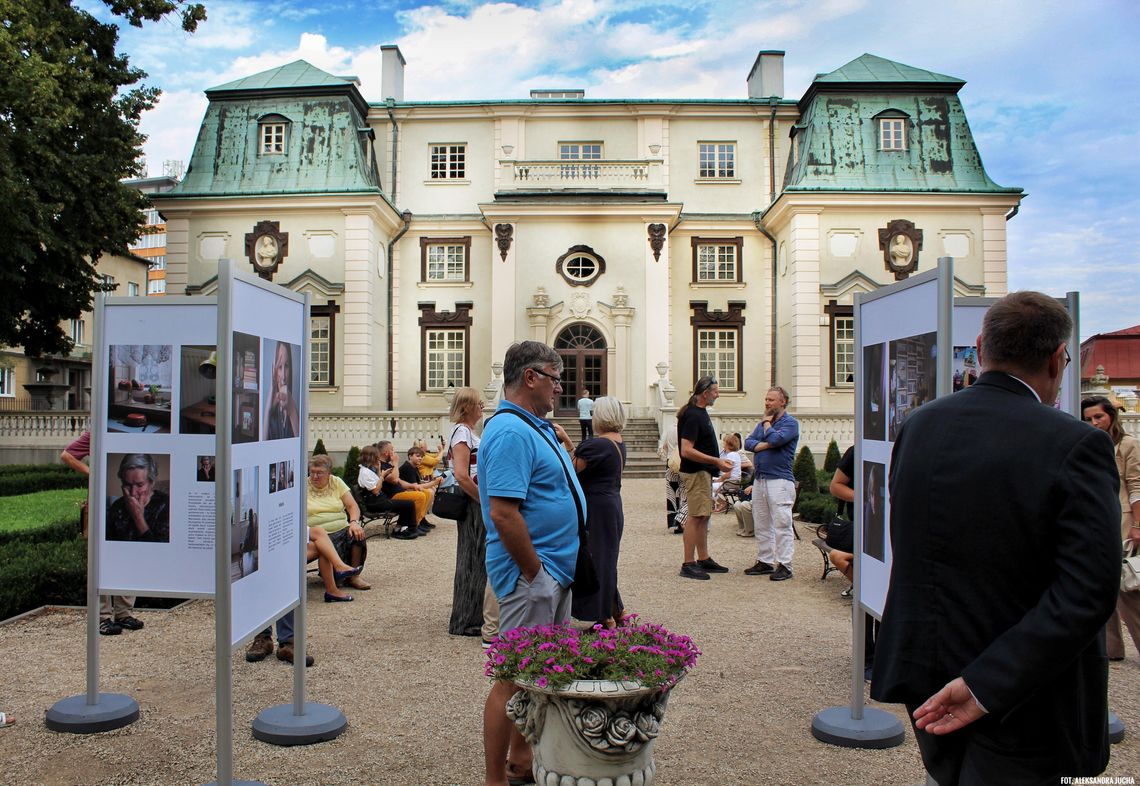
left=208, top=60, right=360, bottom=95
left=814, top=54, right=964, bottom=88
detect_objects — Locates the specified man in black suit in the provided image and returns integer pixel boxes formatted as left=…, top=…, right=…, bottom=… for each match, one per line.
left=871, top=291, right=1121, bottom=785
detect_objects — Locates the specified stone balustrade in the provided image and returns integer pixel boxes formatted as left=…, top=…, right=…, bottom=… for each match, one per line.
left=501, top=160, right=664, bottom=191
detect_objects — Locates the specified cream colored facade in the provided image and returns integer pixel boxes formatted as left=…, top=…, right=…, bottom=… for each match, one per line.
left=155, top=50, right=1021, bottom=423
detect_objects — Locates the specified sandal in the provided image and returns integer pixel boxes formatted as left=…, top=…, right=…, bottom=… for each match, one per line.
left=0, top=712, right=14, bottom=728
left=505, top=761, right=535, bottom=786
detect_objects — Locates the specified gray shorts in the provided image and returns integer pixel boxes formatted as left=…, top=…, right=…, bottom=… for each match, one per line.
left=498, top=565, right=572, bottom=633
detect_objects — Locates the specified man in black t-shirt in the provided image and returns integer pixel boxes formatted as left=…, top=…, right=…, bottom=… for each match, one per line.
left=676, top=376, right=734, bottom=580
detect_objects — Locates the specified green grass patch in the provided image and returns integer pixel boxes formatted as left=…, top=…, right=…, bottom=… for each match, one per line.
left=0, top=488, right=86, bottom=544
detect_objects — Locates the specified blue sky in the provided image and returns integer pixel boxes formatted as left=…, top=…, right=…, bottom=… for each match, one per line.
left=95, top=0, right=1139, bottom=341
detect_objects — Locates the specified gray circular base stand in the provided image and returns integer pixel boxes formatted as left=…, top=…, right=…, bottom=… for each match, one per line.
left=45, top=693, right=139, bottom=734
left=812, top=706, right=906, bottom=749
left=1110, top=711, right=1125, bottom=744
left=251, top=702, right=346, bottom=746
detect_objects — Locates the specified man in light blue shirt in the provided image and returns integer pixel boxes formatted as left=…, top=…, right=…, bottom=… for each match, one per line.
left=577, top=387, right=595, bottom=441
left=480, top=340, right=583, bottom=786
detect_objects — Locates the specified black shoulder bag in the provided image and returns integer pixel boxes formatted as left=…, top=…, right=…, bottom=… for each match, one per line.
left=496, top=410, right=599, bottom=596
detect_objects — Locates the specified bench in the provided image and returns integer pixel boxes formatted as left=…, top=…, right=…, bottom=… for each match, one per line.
left=809, top=526, right=840, bottom=581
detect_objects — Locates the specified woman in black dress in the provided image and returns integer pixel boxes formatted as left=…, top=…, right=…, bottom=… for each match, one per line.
left=571, top=396, right=629, bottom=628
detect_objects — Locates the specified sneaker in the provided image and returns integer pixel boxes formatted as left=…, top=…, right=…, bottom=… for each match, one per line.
left=864, top=665, right=873, bottom=682
left=770, top=564, right=793, bottom=581
left=99, top=619, right=123, bottom=636
left=116, top=615, right=144, bottom=631
left=276, top=641, right=314, bottom=667
left=245, top=632, right=274, bottom=662
left=393, top=527, right=418, bottom=540
left=744, top=560, right=775, bottom=576
left=420, top=520, right=436, bottom=530
left=696, top=557, right=729, bottom=574
left=679, top=562, right=710, bottom=580
left=416, top=524, right=431, bottom=536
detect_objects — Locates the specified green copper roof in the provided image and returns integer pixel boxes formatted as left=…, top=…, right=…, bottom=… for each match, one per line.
left=815, top=54, right=964, bottom=87
left=207, top=60, right=357, bottom=94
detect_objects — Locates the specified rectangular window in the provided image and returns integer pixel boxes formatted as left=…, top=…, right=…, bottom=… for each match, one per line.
left=147, top=279, right=165, bottom=295
left=143, top=208, right=160, bottom=226
left=425, top=329, right=466, bottom=390
left=698, top=142, right=735, bottom=178
left=696, top=328, right=738, bottom=392
left=128, top=282, right=139, bottom=297
left=559, top=143, right=602, bottom=160
left=70, top=319, right=85, bottom=346
left=0, top=367, right=13, bottom=397
left=430, top=144, right=466, bottom=179
left=880, top=119, right=906, bottom=151
left=426, top=244, right=466, bottom=281
left=697, top=244, right=737, bottom=281
left=310, top=315, right=331, bottom=386
left=260, top=123, right=286, bottom=154
left=149, top=256, right=166, bottom=270
left=833, top=316, right=855, bottom=385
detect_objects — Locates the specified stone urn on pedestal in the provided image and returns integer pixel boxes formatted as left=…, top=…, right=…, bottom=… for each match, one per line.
left=507, top=678, right=677, bottom=786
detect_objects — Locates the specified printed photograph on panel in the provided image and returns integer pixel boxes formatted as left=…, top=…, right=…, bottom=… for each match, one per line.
left=263, top=339, right=301, bottom=440
left=232, top=332, right=260, bottom=444
left=888, top=331, right=937, bottom=441
left=862, top=342, right=885, bottom=441
left=105, top=452, right=171, bottom=543
left=107, top=345, right=173, bottom=433
left=179, top=344, right=217, bottom=434
left=862, top=460, right=886, bottom=562
left=231, top=465, right=260, bottom=583
left=952, top=346, right=979, bottom=392
left=196, top=455, right=215, bottom=483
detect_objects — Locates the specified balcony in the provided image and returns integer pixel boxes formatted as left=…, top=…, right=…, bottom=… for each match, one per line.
left=497, top=159, right=664, bottom=196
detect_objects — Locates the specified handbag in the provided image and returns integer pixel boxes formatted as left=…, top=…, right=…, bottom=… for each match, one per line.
left=432, top=484, right=469, bottom=520
left=495, top=410, right=599, bottom=596
left=822, top=516, right=854, bottom=553
left=667, top=446, right=681, bottom=474
left=1121, top=540, right=1140, bottom=593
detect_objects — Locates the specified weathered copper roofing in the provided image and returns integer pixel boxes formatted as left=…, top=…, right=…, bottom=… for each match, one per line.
left=782, top=53, right=1020, bottom=194
left=168, top=61, right=381, bottom=198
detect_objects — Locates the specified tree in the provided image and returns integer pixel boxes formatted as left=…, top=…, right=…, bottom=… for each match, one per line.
left=312, top=438, right=328, bottom=456
left=342, top=446, right=361, bottom=489
left=792, top=446, right=818, bottom=494
left=823, top=439, right=841, bottom=473
left=0, top=0, right=205, bottom=356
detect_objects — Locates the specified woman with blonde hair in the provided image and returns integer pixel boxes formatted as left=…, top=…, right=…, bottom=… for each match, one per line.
left=447, top=387, right=487, bottom=636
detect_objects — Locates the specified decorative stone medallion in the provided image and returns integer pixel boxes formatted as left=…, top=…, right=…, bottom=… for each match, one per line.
left=877, top=219, right=923, bottom=280
left=244, top=220, right=289, bottom=281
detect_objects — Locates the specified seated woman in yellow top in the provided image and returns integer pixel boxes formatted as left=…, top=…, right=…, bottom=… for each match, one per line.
left=307, top=454, right=370, bottom=596
left=415, top=437, right=446, bottom=480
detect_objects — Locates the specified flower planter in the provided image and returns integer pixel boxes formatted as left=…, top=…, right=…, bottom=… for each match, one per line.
left=507, top=677, right=679, bottom=786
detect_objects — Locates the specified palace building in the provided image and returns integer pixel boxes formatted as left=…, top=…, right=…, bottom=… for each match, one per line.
left=153, top=47, right=1020, bottom=436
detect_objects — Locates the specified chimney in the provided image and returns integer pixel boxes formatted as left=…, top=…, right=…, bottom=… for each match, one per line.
left=747, top=50, right=784, bottom=99
left=381, top=45, right=405, bottom=102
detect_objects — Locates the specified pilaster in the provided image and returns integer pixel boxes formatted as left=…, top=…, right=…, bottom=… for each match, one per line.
left=341, top=211, right=377, bottom=408
left=981, top=208, right=1009, bottom=296
left=789, top=211, right=822, bottom=410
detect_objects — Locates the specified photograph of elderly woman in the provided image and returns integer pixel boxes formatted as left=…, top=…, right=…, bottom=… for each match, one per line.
left=107, top=345, right=173, bottom=433
left=232, top=332, right=260, bottom=444
left=231, top=465, right=260, bottom=583
left=105, top=453, right=171, bottom=543
left=262, top=339, right=301, bottom=441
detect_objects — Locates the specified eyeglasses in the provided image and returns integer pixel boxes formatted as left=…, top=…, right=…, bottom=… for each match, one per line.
left=1063, top=347, right=1071, bottom=367
left=530, top=368, right=563, bottom=387
left=694, top=377, right=718, bottom=394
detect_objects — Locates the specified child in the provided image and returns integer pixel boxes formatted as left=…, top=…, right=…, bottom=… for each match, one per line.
left=712, top=433, right=742, bottom=513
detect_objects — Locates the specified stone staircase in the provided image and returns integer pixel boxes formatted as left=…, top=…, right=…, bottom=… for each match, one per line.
left=551, top=416, right=662, bottom=478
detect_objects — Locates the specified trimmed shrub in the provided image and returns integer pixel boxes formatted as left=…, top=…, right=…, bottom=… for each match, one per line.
left=816, top=468, right=832, bottom=493
left=796, top=492, right=837, bottom=524
left=0, top=471, right=87, bottom=497
left=824, top=439, right=841, bottom=472
left=0, top=464, right=77, bottom=477
left=342, top=446, right=361, bottom=490
left=0, top=488, right=87, bottom=544
left=0, top=537, right=88, bottom=621
left=792, top=446, right=818, bottom=495
left=312, top=438, right=328, bottom=456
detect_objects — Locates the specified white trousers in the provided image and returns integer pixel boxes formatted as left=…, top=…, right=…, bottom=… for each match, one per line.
left=752, top=477, right=796, bottom=566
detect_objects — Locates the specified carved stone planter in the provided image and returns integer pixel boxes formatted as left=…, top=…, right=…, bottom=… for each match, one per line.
left=507, top=678, right=679, bottom=786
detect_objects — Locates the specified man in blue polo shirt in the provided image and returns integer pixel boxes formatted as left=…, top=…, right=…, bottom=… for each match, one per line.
left=480, top=340, right=583, bottom=786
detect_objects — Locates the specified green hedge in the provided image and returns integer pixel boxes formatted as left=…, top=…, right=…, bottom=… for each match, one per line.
left=0, top=538, right=88, bottom=620
left=0, top=470, right=87, bottom=497
left=0, top=463, right=77, bottom=477
left=792, top=446, right=818, bottom=494
left=0, top=488, right=86, bottom=542
left=824, top=440, right=841, bottom=472
left=796, top=492, right=837, bottom=524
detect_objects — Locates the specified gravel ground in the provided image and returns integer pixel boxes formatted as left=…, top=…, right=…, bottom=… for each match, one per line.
left=2, top=477, right=1139, bottom=786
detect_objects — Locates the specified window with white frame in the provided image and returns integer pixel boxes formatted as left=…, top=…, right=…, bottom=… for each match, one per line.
left=425, top=329, right=466, bottom=390
left=696, top=328, right=738, bottom=392
left=128, top=282, right=139, bottom=297
left=420, top=237, right=471, bottom=282
left=0, top=367, right=13, bottom=397
left=70, top=318, right=85, bottom=346
left=149, top=256, right=166, bottom=270
left=692, top=237, right=743, bottom=282
left=880, top=118, right=906, bottom=151
left=559, top=143, right=602, bottom=160
left=826, top=301, right=855, bottom=386
left=698, top=142, right=735, bottom=178
left=430, top=144, right=466, bottom=179
left=143, top=207, right=160, bottom=226
left=260, top=122, right=287, bottom=154
left=101, top=274, right=116, bottom=290
left=130, top=231, right=165, bottom=251
left=310, top=314, right=331, bottom=386
left=147, top=279, right=165, bottom=295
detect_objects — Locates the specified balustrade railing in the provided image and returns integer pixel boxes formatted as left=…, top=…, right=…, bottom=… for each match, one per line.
left=501, top=159, right=663, bottom=191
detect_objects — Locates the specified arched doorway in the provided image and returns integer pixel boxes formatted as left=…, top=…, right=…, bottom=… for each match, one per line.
left=554, top=323, right=606, bottom=416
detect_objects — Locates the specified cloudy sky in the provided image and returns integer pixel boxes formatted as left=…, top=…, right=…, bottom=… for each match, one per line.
left=91, top=0, right=1138, bottom=341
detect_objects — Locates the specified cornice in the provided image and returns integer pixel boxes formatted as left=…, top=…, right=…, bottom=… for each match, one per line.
left=762, top=190, right=1023, bottom=232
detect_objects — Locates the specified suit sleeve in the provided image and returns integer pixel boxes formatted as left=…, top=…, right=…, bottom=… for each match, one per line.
left=961, top=427, right=1122, bottom=717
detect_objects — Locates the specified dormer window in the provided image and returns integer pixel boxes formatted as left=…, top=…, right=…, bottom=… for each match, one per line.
left=258, top=115, right=290, bottom=155
left=875, top=110, right=910, bottom=152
